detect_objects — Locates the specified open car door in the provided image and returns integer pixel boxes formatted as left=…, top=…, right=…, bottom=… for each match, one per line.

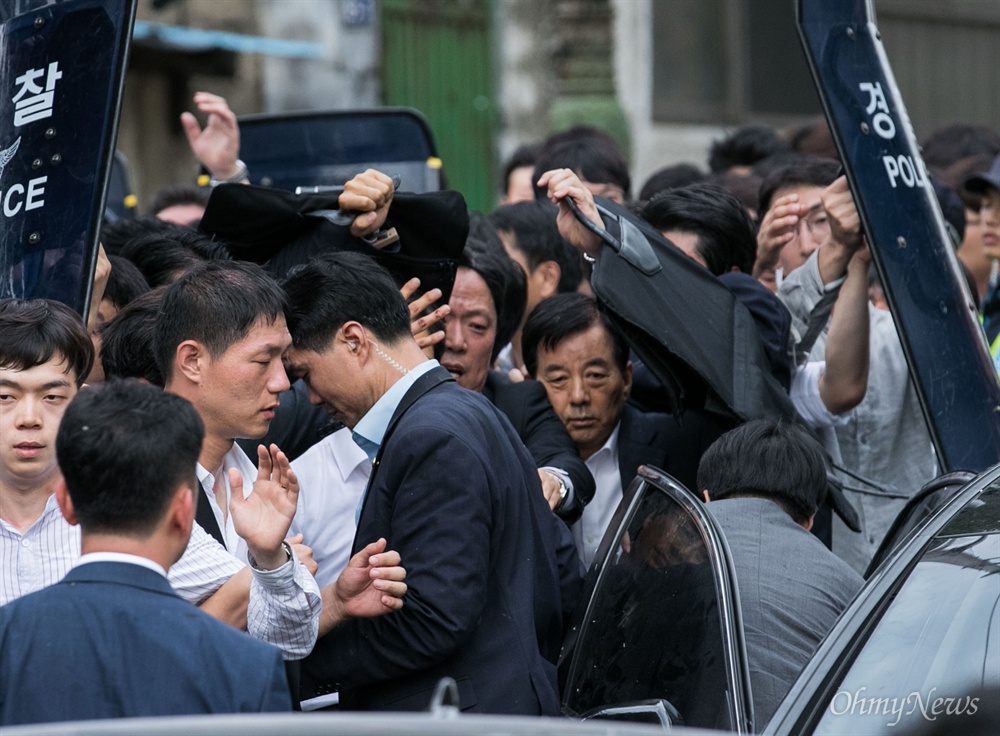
left=560, top=466, right=754, bottom=733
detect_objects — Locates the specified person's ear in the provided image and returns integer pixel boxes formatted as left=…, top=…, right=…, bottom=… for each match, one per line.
left=622, top=359, right=633, bottom=399
left=341, top=322, right=368, bottom=358
left=536, top=261, right=561, bottom=300
left=701, top=489, right=712, bottom=504
left=801, top=513, right=815, bottom=531
left=175, top=340, right=206, bottom=385
left=55, top=478, right=79, bottom=526
left=170, top=483, right=196, bottom=539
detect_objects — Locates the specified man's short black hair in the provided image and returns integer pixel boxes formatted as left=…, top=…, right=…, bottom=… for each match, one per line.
left=0, top=299, right=93, bottom=387
left=696, top=419, right=827, bottom=524
left=501, top=142, right=542, bottom=192
left=638, top=163, right=705, bottom=202
left=758, top=156, right=842, bottom=216
left=146, top=186, right=212, bottom=219
left=522, top=293, right=628, bottom=378
left=459, top=237, right=527, bottom=363
left=709, top=125, right=790, bottom=173
left=103, top=256, right=150, bottom=310
left=99, top=216, right=175, bottom=257
left=282, top=251, right=410, bottom=353
left=56, top=380, right=204, bottom=537
left=101, top=288, right=166, bottom=386
left=119, top=228, right=231, bottom=288
left=532, top=126, right=631, bottom=201
left=489, top=200, right=583, bottom=293
left=639, top=184, right=757, bottom=275
left=154, top=261, right=288, bottom=383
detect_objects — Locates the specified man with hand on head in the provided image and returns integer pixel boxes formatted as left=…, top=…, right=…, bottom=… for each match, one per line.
left=155, top=261, right=407, bottom=646
left=284, top=252, right=567, bottom=713
left=0, top=380, right=291, bottom=725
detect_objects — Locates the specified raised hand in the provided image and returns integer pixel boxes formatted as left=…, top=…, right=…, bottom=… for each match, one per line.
left=754, top=193, right=801, bottom=278
left=230, top=443, right=298, bottom=569
left=401, top=277, right=450, bottom=351
left=339, top=169, right=396, bottom=238
left=538, top=168, right=604, bottom=259
left=180, top=92, right=242, bottom=181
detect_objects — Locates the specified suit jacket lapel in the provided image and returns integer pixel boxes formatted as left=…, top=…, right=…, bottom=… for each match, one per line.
left=351, top=366, right=455, bottom=553
left=196, top=480, right=227, bottom=548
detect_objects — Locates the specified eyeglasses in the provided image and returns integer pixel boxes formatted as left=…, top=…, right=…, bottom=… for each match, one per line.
left=798, top=205, right=831, bottom=239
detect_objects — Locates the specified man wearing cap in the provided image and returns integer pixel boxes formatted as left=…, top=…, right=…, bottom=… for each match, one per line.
left=965, top=155, right=1000, bottom=370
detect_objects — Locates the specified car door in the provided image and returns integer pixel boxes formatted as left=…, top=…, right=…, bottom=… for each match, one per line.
left=764, top=467, right=1000, bottom=736
left=559, top=465, right=754, bottom=733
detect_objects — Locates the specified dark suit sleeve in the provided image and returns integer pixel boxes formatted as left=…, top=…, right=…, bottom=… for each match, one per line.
left=304, top=426, right=493, bottom=688
left=261, top=650, right=294, bottom=712
left=513, top=380, right=596, bottom=524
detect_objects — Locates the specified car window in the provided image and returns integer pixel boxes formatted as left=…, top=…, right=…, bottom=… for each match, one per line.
left=813, top=533, right=1000, bottom=735
left=561, top=471, right=750, bottom=732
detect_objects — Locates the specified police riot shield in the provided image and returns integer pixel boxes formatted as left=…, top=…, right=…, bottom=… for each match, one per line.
left=0, top=0, right=135, bottom=315
left=796, top=0, right=1000, bottom=472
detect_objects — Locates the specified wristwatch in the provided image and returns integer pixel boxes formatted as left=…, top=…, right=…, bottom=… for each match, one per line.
left=248, top=540, right=293, bottom=572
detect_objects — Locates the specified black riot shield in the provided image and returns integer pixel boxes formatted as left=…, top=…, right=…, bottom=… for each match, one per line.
left=796, top=0, right=1000, bottom=472
left=0, top=0, right=135, bottom=316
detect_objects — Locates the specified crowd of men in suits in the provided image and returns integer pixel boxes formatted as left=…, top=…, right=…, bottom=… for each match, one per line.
left=1, top=91, right=999, bottom=728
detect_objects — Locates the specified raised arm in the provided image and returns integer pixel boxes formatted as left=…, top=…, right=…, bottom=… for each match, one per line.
left=180, top=92, right=246, bottom=183
left=818, top=245, right=871, bottom=415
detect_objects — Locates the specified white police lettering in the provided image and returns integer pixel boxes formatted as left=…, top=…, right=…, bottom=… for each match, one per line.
left=12, top=62, right=62, bottom=127
left=882, top=155, right=928, bottom=190
left=859, top=81, right=896, bottom=139
left=0, top=136, right=47, bottom=219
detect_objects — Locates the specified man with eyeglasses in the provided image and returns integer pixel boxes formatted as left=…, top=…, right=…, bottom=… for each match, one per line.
left=754, top=157, right=843, bottom=292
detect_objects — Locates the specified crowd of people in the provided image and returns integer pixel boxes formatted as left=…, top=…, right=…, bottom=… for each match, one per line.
left=1, top=90, right=999, bottom=730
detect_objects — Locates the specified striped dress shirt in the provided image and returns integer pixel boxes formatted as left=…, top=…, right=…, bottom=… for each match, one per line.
left=0, top=494, right=321, bottom=659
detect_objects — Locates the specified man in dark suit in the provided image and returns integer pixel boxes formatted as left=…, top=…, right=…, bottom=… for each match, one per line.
left=0, top=380, right=291, bottom=726
left=282, top=252, right=569, bottom=714
left=440, top=237, right=595, bottom=522
left=523, top=293, right=717, bottom=567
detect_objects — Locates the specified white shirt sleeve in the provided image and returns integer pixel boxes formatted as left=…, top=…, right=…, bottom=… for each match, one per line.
left=247, top=555, right=322, bottom=660
left=168, top=521, right=244, bottom=605
left=168, top=521, right=321, bottom=660
left=791, top=361, right=852, bottom=429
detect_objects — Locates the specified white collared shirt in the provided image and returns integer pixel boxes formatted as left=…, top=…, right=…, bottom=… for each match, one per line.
left=352, top=359, right=440, bottom=460
left=75, top=551, right=168, bottom=578
left=290, top=427, right=371, bottom=587
left=574, top=423, right=623, bottom=568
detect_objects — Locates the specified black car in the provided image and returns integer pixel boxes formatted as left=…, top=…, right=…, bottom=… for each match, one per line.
left=558, top=465, right=1000, bottom=735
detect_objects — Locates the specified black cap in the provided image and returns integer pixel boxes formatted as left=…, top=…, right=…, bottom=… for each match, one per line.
left=963, top=154, right=1000, bottom=195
